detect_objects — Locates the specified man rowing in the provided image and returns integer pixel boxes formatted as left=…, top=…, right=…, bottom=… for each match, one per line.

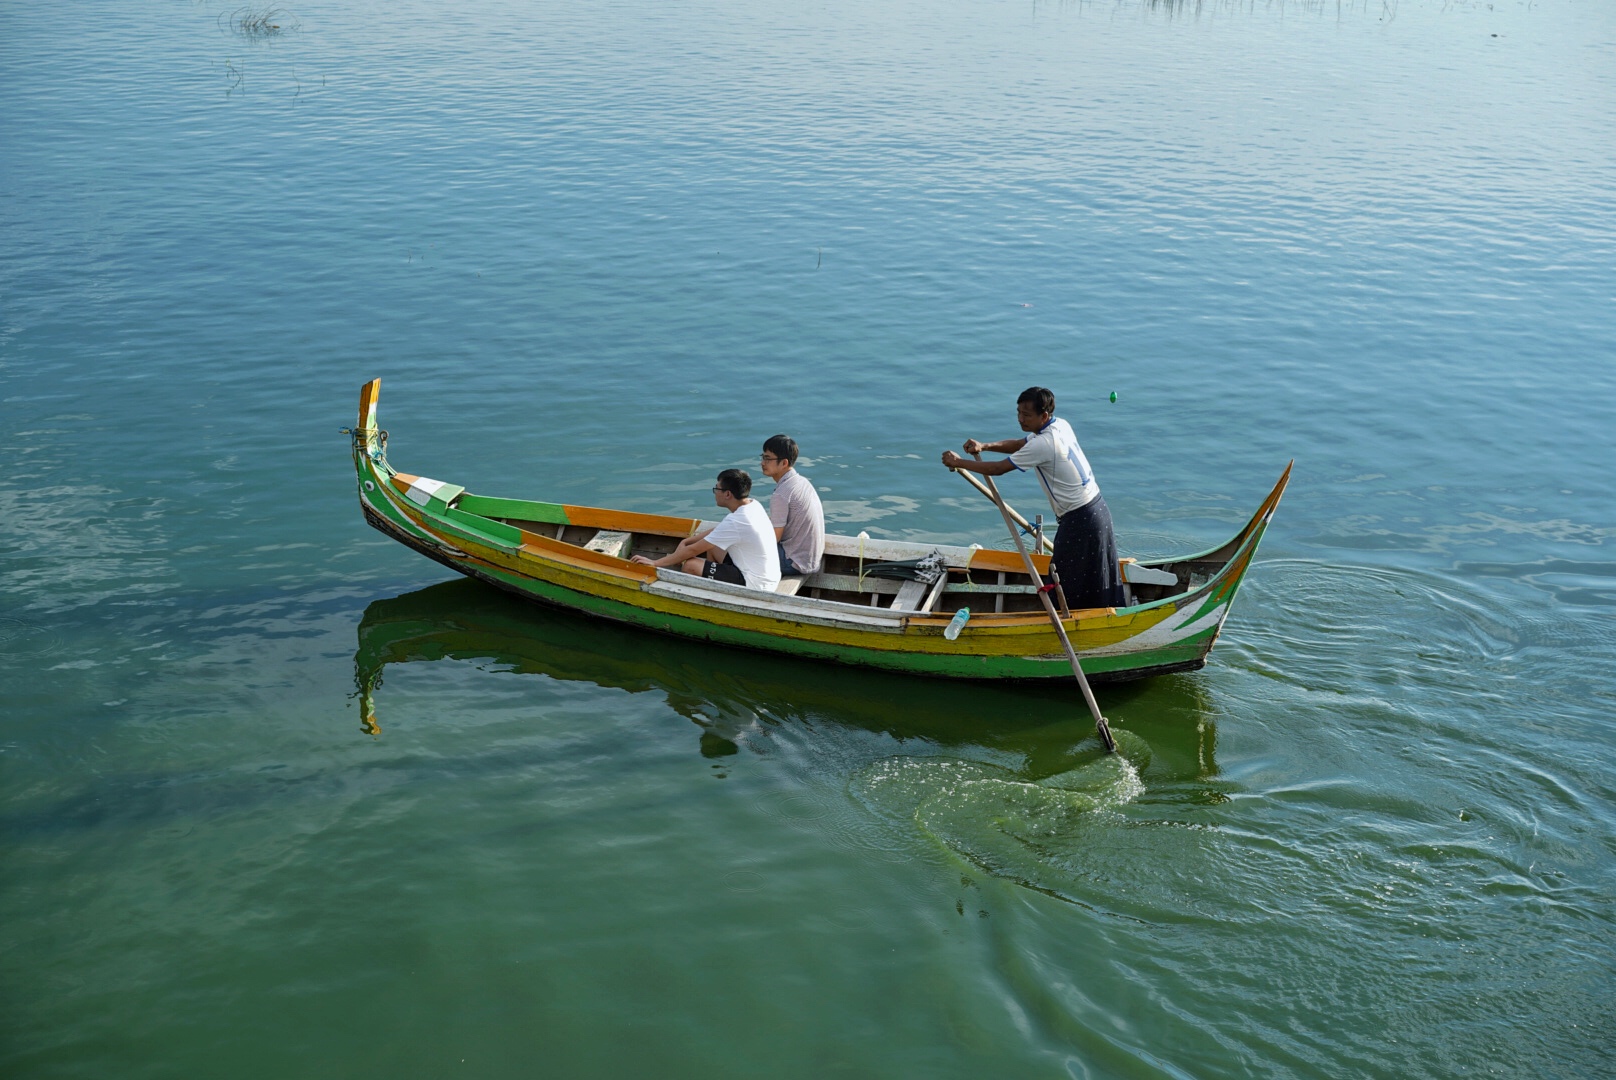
left=630, top=469, right=781, bottom=591
left=941, top=386, right=1126, bottom=610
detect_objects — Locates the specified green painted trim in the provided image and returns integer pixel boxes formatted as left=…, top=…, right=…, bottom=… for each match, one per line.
left=456, top=494, right=570, bottom=525
left=357, top=463, right=525, bottom=552
left=442, top=505, right=524, bottom=545
left=356, top=457, right=439, bottom=545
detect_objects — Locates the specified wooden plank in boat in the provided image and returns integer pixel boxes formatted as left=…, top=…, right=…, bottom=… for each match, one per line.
left=584, top=530, right=633, bottom=559
left=797, top=572, right=903, bottom=596
left=968, top=547, right=1050, bottom=576
left=946, top=581, right=1041, bottom=595
left=1120, top=558, right=1178, bottom=586
left=820, top=535, right=976, bottom=565
left=890, top=579, right=930, bottom=611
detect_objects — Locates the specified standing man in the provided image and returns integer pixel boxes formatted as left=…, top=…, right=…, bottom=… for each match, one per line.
left=631, top=469, right=781, bottom=592
left=759, top=434, right=825, bottom=578
left=941, top=386, right=1126, bottom=610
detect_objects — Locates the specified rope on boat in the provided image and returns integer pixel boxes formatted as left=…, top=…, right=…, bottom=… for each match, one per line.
left=341, top=426, right=390, bottom=467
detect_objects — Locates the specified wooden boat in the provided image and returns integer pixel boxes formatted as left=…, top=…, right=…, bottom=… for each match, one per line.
left=349, top=379, right=1290, bottom=682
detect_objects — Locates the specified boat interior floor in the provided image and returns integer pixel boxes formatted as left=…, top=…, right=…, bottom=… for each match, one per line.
left=490, top=514, right=1209, bottom=615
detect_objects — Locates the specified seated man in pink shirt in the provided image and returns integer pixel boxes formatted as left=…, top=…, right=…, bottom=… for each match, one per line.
left=759, top=434, right=825, bottom=578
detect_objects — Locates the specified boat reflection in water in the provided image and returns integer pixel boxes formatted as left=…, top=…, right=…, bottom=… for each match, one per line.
left=353, top=579, right=1220, bottom=782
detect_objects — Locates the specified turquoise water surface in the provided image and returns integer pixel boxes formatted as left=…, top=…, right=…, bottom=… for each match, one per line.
left=3, top=0, right=1614, bottom=1076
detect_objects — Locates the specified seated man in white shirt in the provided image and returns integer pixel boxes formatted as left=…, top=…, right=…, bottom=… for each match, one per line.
left=630, top=469, right=782, bottom=592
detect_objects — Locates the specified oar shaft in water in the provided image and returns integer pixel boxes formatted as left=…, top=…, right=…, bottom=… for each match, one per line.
left=965, top=452, right=1115, bottom=753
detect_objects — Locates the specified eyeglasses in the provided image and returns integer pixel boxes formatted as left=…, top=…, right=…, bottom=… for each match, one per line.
left=760, top=454, right=781, bottom=463
left=711, top=485, right=724, bottom=493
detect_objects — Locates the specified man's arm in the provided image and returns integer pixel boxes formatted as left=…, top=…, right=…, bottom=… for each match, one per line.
left=632, top=530, right=719, bottom=568
left=941, top=449, right=1019, bottom=476
left=941, top=434, right=1030, bottom=475
left=965, top=437, right=1028, bottom=455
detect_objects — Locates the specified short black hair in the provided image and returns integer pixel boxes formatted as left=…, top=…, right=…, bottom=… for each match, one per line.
left=715, top=468, right=752, bottom=499
left=1017, top=386, right=1056, bottom=414
left=762, top=434, right=799, bottom=466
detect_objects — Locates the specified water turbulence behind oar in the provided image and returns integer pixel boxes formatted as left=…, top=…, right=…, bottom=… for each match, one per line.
left=849, top=728, right=1154, bottom=904
left=915, top=748, right=1145, bottom=873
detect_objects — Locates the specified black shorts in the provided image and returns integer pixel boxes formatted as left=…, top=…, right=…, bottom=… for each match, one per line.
left=701, top=555, right=746, bottom=585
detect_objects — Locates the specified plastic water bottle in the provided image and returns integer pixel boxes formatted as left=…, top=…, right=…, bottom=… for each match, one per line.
left=944, top=607, right=971, bottom=641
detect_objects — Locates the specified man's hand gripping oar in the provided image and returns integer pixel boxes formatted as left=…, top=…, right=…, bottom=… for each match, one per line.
left=946, top=449, right=1116, bottom=754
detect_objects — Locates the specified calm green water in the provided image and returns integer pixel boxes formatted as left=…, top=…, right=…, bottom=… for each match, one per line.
left=3, top=0, right=1614, bottom=1075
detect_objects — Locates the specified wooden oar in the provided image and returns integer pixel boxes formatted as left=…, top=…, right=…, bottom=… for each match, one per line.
left=964, top=452, right=1116, bottom=753
left=953, top=468, right=1054, bottom=554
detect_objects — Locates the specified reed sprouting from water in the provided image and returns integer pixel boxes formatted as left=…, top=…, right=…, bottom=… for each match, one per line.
left=225, top=6, right=298, bottom=38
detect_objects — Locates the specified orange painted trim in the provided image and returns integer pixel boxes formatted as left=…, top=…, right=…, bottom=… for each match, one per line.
left=518, top=531, right=659, bottom=582
left=967, top=548, right=1051, bottom=576
left=562, top=504, right=702, bottom=537
left=385, top=490, right=655, bottom=589
left=358, top=378, right=381, bottom=429
left=382, top=482, right=656, bottom=584
left=917, top=608, right=1120, bottom=629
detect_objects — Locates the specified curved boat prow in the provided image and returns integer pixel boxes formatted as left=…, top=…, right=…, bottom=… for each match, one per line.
left=1215, top=459, right=1292, bottom=562
left=352, top=378, right=385, bottom=464
left=1210, top=459, right=1292, bottom=588
left=1245, top=459, right=1293, bottom=545
left=1166, top=460, right=1293, bottom=571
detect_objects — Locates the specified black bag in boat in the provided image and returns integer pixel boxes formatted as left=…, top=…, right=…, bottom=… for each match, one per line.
left=859, top=551, right=947, bottom=585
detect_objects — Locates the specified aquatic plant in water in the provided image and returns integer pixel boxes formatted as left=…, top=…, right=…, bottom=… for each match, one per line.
left=224, top=6, right=297, bottom=38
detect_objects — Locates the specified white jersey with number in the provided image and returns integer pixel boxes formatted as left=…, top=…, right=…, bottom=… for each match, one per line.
left=1008, top=416, right=1100, bottom=518
left=704, top=499, right=782, bottom=591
